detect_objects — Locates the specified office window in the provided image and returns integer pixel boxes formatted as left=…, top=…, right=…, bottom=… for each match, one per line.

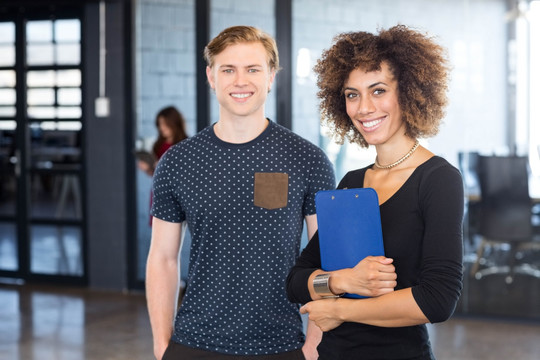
left=0, top=10, right=85, bottom=282
left=0, top=22, right=15, bottom=67
left=292, top=0, right=507, bottom=179
left=529, top=0, right=540, bottom=175
left=25, top=18, right=82, bottom=122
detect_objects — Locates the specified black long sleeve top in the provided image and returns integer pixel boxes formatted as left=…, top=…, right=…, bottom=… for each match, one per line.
left=286, top=156, right=464, bottom=360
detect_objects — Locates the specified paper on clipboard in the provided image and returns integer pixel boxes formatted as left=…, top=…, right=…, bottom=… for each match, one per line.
left=315, top=188, right=385, bottom=299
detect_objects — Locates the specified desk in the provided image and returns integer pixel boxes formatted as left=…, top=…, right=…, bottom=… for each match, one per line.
left=31, top=146, right=81, bottom=168
left=467, top=193, right=540, bottom=204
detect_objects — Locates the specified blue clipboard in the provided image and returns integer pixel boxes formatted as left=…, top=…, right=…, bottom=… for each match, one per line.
left=315, top=188, right=385, bottom=299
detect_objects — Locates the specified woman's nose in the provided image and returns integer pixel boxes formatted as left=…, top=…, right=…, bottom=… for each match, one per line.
left=357, top=96, right=375, bottom=115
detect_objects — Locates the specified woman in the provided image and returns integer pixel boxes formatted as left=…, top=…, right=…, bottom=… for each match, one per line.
left=286, top=25, right=463, bottom=360
left=138, top=106, right=188, bottom=176
left=138, top=106, right=188, bottom=225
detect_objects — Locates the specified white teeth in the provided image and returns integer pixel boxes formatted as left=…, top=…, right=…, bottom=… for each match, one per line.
left=231, top=93, right=250, bottom=98
left=363, top=119, right=382, bottom=128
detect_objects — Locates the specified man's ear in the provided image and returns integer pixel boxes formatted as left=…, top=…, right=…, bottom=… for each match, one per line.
left=206, top=66, right=215, bottom=89
left=267, top=69, right=276, bottom=92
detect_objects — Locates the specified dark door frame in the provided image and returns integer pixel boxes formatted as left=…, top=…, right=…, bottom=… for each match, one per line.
left=0, top=3, right=87, bottom=285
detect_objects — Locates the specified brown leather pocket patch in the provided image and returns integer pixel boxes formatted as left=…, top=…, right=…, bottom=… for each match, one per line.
left=254, top=172, right=288, bottom=210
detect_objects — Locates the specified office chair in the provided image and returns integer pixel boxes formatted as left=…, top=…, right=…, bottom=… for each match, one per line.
left=470, top=155, right=540, bottom=284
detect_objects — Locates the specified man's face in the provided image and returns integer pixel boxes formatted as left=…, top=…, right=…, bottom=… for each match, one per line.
left=206, top=42, right=276, bottom=121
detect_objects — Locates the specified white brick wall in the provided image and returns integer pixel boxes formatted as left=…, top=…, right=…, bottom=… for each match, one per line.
left=136, top=0, right=196, bottom=141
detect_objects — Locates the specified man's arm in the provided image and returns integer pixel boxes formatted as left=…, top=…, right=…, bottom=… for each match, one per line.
left=305, top=214, right=318, bottom=240
left=146, top=217, right=185, bottom=360
left=302, top=215, right=322, bottom=360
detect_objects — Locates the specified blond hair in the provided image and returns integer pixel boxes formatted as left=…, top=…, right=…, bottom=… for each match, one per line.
left=204, top=25, right=280, bottom=72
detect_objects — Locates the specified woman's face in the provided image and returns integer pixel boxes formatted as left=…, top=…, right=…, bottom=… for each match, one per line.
left=343, top=62, right=404, bottom=146
left=158, top=116, right=173, bottom=140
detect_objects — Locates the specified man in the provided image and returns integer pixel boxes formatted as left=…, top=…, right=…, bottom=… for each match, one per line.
left=146, top=25, right=335, bottom=360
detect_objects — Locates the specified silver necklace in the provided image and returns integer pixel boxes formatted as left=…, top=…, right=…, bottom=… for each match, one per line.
left=374, top=140, right=420, bottom=170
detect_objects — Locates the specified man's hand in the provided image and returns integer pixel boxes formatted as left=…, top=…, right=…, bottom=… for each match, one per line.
left=302, top=319, right=321, bottom=360
left=302, top=343, right=319, bottom=360
left=153, top=340, right=169, bottom=360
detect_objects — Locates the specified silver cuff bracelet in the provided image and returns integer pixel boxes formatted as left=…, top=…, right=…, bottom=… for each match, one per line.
left=313, top=273, right=340, bottom=298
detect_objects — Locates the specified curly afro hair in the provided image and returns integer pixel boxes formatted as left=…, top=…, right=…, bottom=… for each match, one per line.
left=314, top=25, right=449, bottom=147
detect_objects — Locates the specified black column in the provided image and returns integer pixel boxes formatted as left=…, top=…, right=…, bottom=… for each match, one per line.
left=195, top=0, right=210, bottom=132
left=275, top=0, right=292, bottom=129
left=84, top=1, right=129, bottom=290
left=14, top=9, right=30, bottom=278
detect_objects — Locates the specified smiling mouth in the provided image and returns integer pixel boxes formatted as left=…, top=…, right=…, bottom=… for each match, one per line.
left=231, top=93, right=252, bottom=99
left=362, top=118, right=383, bottom=128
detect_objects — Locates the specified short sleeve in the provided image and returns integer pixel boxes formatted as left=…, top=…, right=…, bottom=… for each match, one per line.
left=150, top=150, right=185, bottom=223
left=302, top=148, right=336, bottom=216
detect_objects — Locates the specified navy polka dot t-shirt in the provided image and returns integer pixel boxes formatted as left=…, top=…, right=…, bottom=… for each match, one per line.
left=151, top=120, right=335, bottom=355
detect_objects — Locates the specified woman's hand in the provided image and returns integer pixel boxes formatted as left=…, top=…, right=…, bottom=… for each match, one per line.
left=300, top=299, right=344, bottom=332
left=137, top=160, right=154, bottom=177
left=331, top=256, right=397, bottom=297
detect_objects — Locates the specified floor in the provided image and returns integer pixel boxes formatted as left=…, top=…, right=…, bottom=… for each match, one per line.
left=1, top=283, right=540, bottom=360
left=0, top=283, right=152, bottom=360
left=0, top=225, right=83, bottom=276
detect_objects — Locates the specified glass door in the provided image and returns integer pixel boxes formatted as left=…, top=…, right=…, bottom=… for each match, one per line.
left=0, top=9, right=86, bottom=283
left=0, top=20, right=18, bottom=273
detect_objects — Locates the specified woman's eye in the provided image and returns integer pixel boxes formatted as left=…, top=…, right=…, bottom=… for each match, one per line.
left=345, top=93, right=358, bottom=99
left=373, top=88, right=385, bottom=95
